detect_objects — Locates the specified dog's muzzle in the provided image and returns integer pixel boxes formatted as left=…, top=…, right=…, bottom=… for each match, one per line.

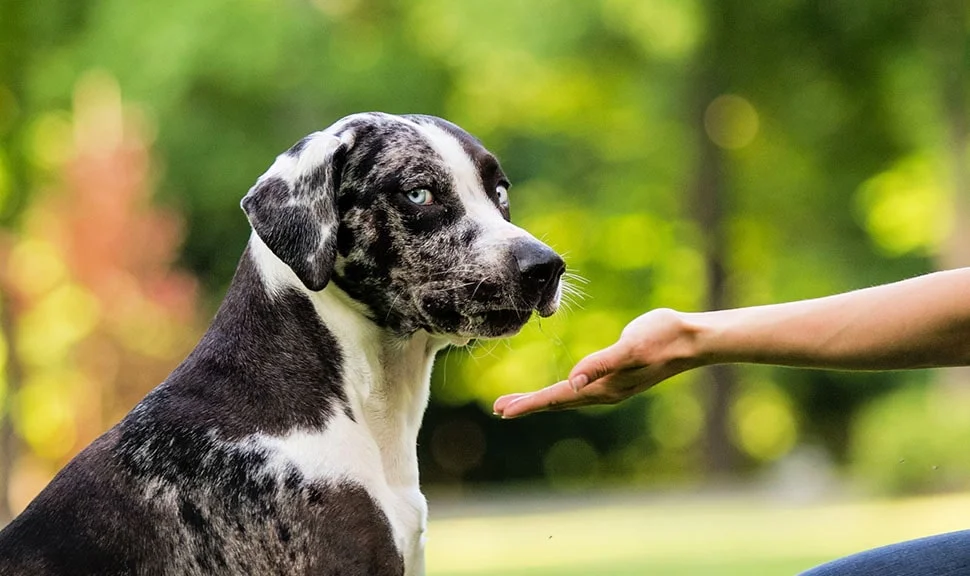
left=413, top=237, right=565, bottom=338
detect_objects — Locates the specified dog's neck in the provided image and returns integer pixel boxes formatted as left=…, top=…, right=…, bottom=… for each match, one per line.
left=307, top=287, right=446, bottom=487
left=248, top=233, right=448, bottom=487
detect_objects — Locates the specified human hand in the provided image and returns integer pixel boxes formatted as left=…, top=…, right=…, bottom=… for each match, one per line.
left=493, top=308, right=702, bottom=418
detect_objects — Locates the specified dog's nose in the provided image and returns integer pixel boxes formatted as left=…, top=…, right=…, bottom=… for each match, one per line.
left=510, top=239, right=565, bottom=298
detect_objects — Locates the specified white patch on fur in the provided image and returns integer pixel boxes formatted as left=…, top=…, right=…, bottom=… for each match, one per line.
left=251, top=416, right=427, bottom=573
left=248, top=234, right=442, bottom=575
left=400, top=118, right=536, bottom=258
left=259, top=154, right=298, bottom=187
left=259, top=115, right=365, bottom=188
left=249, top=231, right=299, bottom=294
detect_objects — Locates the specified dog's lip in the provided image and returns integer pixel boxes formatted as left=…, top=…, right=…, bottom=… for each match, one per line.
left=462, top=308, right=534, bottom=339
left=470, top=308, right=533, bottom=322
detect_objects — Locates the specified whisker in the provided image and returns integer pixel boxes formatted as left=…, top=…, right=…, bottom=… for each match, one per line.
left=467, top=338, right=500, bottom=361
left=427, top=265, right=481, bottom=278
left=439, top=344, right=455, bottom=390
left=420, top=280, right=480, bottom=294
left=384, top=292, right=403, bottom=322
left=464, top=340, right=485, bottom=364
left=469, top=277, right=487, bottom=302
left=563, top=271, right=590, bottom=284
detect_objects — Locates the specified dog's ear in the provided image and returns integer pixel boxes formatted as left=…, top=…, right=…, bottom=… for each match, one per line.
left=241, top=133, right=351, bottom=291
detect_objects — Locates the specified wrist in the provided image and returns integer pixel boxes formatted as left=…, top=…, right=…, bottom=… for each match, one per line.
left=679, top=310, right=727, bottom=367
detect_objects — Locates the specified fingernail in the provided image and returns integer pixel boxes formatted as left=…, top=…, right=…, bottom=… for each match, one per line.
left=569, top=374, right=588, bottom=392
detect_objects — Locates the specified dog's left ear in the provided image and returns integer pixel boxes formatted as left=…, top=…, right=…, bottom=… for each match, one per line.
left=241, top=133, right=351, bottom=291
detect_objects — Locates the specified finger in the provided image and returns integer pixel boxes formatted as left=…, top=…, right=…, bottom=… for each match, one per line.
left=492, top=393, right=530, bottom=414
left=499, top=381, right=578, bottom=418
left=503, top=380, right=624, bottom=417
left=568, top=343, right=635, bottom=392
left=519, top=395, right=592, bottom=414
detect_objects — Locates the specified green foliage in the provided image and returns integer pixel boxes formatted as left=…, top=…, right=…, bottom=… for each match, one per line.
left=2, top=0, right=966, bottom=490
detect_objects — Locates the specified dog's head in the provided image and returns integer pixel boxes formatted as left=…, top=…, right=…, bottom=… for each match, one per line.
left=242, top=113, right=564, bottom=339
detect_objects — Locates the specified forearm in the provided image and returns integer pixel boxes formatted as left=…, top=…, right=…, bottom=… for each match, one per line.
left=688, top=268, right=970, bottom=371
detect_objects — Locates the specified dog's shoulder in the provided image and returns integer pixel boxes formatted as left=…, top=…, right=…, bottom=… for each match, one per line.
left=114, top=387, right=405, bottom=575
left=0, top=387, right=405, bottom=576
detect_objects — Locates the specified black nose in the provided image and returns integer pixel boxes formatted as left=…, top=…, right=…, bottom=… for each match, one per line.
left=510, top=239, right=565, bottom=299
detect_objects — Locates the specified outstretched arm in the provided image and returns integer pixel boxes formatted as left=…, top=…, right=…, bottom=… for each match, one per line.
left=494, top=268, right=970, bottom=418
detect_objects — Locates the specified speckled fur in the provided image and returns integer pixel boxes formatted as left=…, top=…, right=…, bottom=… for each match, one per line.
left=0, top=113, right=564, bottom=576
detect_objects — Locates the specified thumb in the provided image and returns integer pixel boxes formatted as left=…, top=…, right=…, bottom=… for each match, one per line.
left=568, top=343, right=632, bottom=391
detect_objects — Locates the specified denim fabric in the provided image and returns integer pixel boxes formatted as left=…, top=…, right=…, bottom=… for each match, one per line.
left=800, top=530, right=970, bottom=575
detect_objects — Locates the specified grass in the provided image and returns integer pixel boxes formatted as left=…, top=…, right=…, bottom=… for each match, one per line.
left=425, top=490, right=970, bottom=575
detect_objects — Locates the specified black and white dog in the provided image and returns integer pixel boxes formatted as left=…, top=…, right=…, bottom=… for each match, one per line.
left=0, top=113, right=564, bottom=575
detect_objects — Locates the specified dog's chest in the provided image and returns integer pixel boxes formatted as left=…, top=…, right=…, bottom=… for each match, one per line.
left=131, top=415, right=424, bottom=576
left=254, top=413, right=428, bottom=575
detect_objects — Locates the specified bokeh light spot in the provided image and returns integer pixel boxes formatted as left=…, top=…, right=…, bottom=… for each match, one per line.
left=431, top=418, right=487, bottom=476
left=649, top=388, right=704, bottom=450
left=28, top=111, right=74, bottom=171
left=704, top=94, right=759, bottom=150
left=731, top=383, right=797, bottom=462
left=7, top=239, right=69, bottom=298
left=856, top=156, right=949, bottom=256
left=544, top=437, right=599, bottom=488
left=18, top=283, right=101, bottom=367
left=15, top=378, right=77, bottom=461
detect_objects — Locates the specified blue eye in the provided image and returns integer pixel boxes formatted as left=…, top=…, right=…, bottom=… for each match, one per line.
left=406, top=188, right=434, bottom=206
left=496, top=185, right=509, bottom=208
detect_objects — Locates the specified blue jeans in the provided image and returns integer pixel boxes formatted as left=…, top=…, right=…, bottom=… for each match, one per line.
left=800, top=530, right=970, bottom=575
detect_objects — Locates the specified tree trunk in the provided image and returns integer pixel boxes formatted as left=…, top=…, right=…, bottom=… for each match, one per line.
left=691, top=2, right=741, bottom=475
left=693, top=118, right=741, bottom=475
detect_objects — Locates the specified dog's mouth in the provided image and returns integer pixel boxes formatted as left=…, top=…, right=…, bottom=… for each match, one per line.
left=470, top=308, right=535, bottom=337
left=416, top=274, right=562, bottom=339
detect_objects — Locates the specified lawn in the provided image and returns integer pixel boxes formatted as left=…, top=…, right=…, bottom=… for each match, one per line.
left=426, top=490, right=970, bottom=575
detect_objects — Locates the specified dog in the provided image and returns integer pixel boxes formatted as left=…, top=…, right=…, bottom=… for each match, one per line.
left=0, top=112, right=565, bottom=575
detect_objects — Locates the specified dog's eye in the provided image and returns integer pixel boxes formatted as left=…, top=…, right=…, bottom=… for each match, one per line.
left=496, top=185, right=509, bottom=208
left=405, top=188, right=435, bottom=206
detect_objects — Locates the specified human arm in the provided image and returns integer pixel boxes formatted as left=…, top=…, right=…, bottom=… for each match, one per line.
left=493, top=268, right=970, bottom=418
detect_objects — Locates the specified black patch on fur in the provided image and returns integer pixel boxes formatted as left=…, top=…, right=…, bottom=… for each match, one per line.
left=286, top=135, right=312, bottom=156
left=126, top=249, right=348, bottom=442
left=242, top=141, right=345, bottom=292
left=0, top=248, right=404, bottom=575
left=286, top=134, right=313, bottom=156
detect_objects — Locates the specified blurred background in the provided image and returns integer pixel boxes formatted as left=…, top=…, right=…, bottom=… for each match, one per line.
left=1, top=0, right=969, bottom=573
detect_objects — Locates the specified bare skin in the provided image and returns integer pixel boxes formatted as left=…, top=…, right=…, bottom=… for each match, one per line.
left=493, top=268, right=970, bottom=418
